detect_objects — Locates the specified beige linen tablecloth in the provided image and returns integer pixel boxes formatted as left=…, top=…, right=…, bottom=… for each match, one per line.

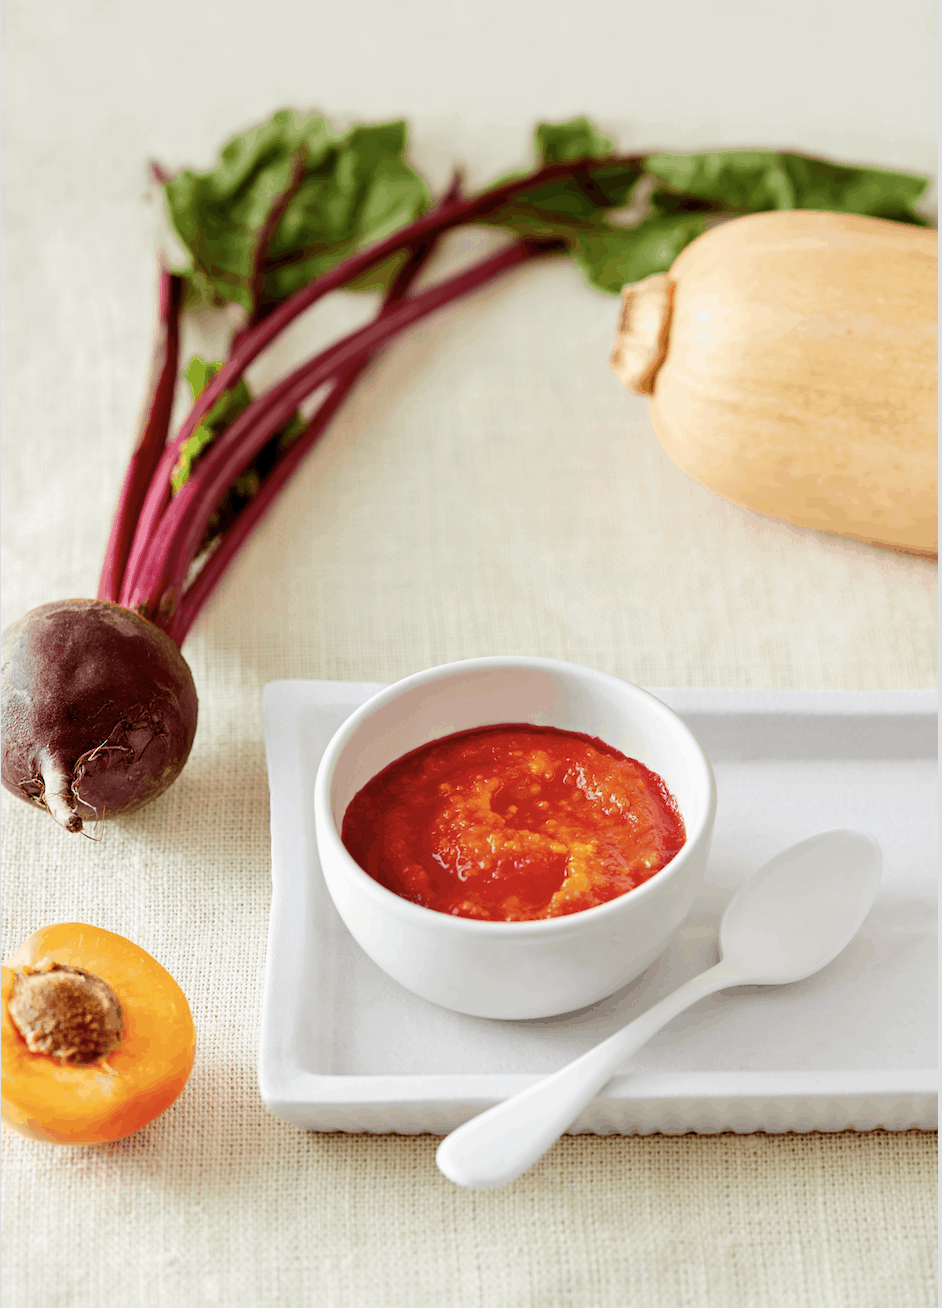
left=2, top=1, right=937, bottom=1304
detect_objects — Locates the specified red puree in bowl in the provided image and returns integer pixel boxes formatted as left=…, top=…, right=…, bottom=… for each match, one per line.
left=341, top=724, right=686, bottom=922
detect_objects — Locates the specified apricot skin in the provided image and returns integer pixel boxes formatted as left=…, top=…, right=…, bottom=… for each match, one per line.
left=1, top=923, right=195, bottom=1145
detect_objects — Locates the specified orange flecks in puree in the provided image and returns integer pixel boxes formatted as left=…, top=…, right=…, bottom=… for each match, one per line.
left=341, top=725, right=685, bottom=921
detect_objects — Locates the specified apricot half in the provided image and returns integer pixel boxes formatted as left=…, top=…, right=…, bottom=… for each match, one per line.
left=1, top=923, right=195, bottom=1144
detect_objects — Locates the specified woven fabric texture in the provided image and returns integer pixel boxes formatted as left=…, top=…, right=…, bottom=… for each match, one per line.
left=1, top=2, right=938, bottom=1304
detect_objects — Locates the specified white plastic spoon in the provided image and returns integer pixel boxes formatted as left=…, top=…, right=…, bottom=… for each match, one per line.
left=436, top=828, right=882, bottom=1189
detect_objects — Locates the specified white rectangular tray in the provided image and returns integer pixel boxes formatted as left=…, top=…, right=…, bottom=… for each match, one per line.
left=259, top=682, right=938, bottom=1134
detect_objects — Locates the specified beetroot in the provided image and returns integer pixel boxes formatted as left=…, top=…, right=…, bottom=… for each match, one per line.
left=1, top=600, right=197, bottom=833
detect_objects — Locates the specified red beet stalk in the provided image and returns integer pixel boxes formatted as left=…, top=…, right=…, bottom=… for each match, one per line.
left=110, top=154, right=629, bottom=634
left=167, top=359, right=365, bottom=646
left=97, top=268, right=183, bottom=603
left=168, top=225, right=452, bottom=644
left=123, top=237, right=557, bottom=628
left=147, top=154, right=641, bottom=512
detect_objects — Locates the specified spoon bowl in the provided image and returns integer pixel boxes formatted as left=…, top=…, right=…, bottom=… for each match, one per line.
left=436, top=828, right=882, bottom=1189
left=718, top=828, right=882, bottom=983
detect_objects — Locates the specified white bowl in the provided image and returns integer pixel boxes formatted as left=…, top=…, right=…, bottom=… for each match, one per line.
left=314, top=657, right=716, bottom=1020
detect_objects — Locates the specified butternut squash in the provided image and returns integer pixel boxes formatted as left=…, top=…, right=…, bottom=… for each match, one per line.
left=611, top=210, right=937, bottom=556
left=1, top=923, right=195, bottom=1144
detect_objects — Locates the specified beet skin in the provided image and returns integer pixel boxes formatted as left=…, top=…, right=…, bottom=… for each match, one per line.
left=1, top=599, right=198, bottom=832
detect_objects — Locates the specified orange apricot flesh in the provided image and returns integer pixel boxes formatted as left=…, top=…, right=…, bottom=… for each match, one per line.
left=2, top=923, right=195, bottom=1145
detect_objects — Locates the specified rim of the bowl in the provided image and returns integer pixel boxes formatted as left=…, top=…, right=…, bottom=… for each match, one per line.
left=313, top=656, right=717, bottom=936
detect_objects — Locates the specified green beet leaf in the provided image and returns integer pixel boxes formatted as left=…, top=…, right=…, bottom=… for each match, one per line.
left=472, top=118, right=645, bottom=289
left=474, top=118, right=709, bottom=293
left=646, top=150, right=931, bottom=225
left=482, top=124, right=934, bottom=293
left=171, top=356, right=304, bottom=495
left=535, top=117, right=616, bottom=164
left=573, top=215, right=707, bottom=294
left=166, top=111, right=933, bottom=317
left=170, top=358, right=253, bottom=491
left=164, top=111, right=430, bottom=313
left=266, top=124, right=432, bottom=300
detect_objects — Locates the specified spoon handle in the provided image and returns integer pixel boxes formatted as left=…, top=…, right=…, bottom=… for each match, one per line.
left=436, top=961, right=739, bottom=1189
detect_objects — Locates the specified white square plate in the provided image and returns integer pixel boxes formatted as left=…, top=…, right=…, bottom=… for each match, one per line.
left=259, top=682, right=937, bottom=1134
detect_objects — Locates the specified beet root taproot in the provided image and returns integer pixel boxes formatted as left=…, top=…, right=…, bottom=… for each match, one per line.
left=1, top=600, right=198, bottom=832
